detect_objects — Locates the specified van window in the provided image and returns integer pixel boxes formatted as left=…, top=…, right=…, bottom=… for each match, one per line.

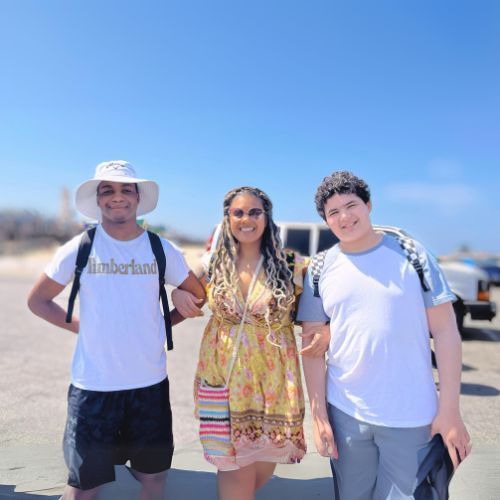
left=318, top=228, right=339, bottom=253
left=284, top=228, right=310, bottom=256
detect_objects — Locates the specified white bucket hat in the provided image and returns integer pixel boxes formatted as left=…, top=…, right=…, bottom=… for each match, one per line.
left=75, top=160, right=159, bottom=220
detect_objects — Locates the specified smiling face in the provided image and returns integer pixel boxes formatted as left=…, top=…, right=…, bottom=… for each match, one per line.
left=96, top=181, right=140, bottom=224
left=228, top=193, right=267, bottom=246
left=324, top=193, right=376, bottom=251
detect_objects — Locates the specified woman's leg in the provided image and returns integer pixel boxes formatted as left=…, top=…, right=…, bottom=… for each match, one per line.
left=255, top=462, right=277, bottom=490
left=217, top=466, right=256, bottom=500
left=217, top=462, right=277, bottom=500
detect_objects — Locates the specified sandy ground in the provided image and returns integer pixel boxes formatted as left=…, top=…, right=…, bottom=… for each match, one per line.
left=1, top=245, right=499, bottom=498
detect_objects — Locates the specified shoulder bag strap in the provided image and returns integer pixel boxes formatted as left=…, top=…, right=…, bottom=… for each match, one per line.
left=224, top=255, right=264, bottom=385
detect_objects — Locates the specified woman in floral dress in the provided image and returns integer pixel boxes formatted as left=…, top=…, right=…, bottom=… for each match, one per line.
left=175, top=186, right=308, bottom=499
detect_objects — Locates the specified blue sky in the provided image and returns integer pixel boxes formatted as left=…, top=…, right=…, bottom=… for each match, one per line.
left=1, top=0, right=499, bottom=254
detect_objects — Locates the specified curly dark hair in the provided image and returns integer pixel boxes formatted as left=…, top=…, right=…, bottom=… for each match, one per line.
left=315, top=171, right=371, bottom=219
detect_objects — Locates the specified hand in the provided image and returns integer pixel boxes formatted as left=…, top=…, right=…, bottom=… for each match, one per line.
left=431, top=409, right=471, bottom=469
left=312, top=413, right=338, bottom=459
left=171, top=288, right=204, bottom=318
left=300, top=324, right=330, bottom=357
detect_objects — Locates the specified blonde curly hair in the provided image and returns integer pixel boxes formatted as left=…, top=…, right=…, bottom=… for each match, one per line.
left=209, top=186, right=294, bottom=322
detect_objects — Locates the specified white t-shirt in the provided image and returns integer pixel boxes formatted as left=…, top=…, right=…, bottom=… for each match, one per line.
left=45, top=225, right=189, bottom=391
left=297, top=234, right=456, bottom=427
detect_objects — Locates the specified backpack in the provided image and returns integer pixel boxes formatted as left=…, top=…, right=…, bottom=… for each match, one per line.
left=65, top=227, right=174, bottom=351
left=310, top=226, right=431, bottom=297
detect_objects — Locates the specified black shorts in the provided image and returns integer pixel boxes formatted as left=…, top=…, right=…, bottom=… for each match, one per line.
left=63, top=377, right=174, bottom=490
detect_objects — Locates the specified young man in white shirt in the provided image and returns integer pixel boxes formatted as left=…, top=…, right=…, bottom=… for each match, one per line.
left=28, top=161, right=205, bottom=500
left=297, top=171, right=470, bottom=499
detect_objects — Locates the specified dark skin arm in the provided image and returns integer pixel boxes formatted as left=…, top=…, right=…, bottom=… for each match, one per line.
left=28, top=270, right=206, bottom=330
left=171, top=274, right=209, bottom=319
left=27, top=273, right=79, bottom=333
left=170, top=271, right=206, bottom=325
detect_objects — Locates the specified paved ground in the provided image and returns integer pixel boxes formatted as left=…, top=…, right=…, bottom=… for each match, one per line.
left=0, top=249, right=499, bottom=499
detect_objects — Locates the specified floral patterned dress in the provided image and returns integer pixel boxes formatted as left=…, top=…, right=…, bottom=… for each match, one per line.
left=194, top=255, right=307, bottom=470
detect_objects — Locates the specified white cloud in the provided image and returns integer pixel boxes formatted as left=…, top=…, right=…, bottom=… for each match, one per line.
left=383, top=182, right=480, bottom=215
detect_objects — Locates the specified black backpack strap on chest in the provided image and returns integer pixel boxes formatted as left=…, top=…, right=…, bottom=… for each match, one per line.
left=66, top=227, right=96, bottom=324
left=310, top=250, right=328, bottom=298
left=393, top=234, right=430, bottom=292
left=147, top=231, right=173, bottom=351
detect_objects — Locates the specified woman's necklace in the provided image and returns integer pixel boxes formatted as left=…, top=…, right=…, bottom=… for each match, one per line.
left=237, top=258, right=261, bottom=273
left=237, top=256, right=263, bottom=299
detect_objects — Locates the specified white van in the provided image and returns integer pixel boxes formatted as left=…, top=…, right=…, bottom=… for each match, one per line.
left=206, top=221, right=496, bottom=333
left=278, top=221, right=338, bottom=256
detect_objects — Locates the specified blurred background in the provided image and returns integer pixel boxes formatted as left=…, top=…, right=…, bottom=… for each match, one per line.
left=0, top=0, right=499, bottom=259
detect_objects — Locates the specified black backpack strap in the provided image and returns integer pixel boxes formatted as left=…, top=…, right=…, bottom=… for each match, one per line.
left=66, top=227, right=96, bottom=323
left=147, top=231, right=173, bottom=351
left=310, top=250, right=328, bottom=297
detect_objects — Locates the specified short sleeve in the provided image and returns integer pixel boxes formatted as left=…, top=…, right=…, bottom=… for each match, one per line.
left=44, top=234, right=81, bottom=286
left=296, top=270, right=330, bottom=323
left=419, top=243, right=456, bottom=308
left=160, top=238, right=190, bottom=287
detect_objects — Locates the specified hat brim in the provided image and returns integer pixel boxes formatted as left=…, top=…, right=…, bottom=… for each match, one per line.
left=75, top=177, right=159, bottom=220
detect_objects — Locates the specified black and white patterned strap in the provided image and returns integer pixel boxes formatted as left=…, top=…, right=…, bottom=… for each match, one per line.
left=310, top=250, right=328, bottom=298
left=395, top=234, right=430, bottom=292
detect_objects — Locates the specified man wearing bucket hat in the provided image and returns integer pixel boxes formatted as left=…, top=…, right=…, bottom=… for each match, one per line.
left=28, top=160, right=205, bottom=499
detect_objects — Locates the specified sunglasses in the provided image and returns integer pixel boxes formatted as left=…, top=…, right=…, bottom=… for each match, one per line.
left=228, top=208, right=265, bottom=219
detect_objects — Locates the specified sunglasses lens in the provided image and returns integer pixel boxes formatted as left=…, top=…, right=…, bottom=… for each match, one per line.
left=231, top=208, right=245, bottom=218
left=248, top=208, right=263, bottom=218
left=229, top=208, right=264, bottom=219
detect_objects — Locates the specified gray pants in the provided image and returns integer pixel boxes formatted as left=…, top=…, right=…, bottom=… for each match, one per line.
left=327, top=404, right=431, bottom=500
